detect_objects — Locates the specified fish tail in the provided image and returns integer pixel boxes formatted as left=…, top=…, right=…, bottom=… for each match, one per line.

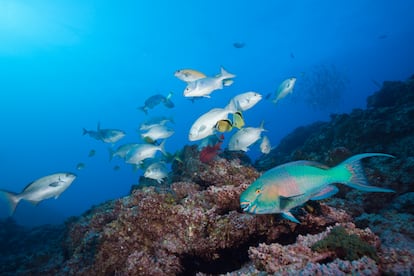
left=219, top=66, right=236, bottom=80
left=0, top=190, right=20, bottom=216
left=82, top=128, right=89, bottom=135
left=108, top=147, right=114, bottom=161
left=159, top=140, right=167, bottom=155
left=138, top=106, right=148, bottom=115
left=334, top=153, right=395, bottom=192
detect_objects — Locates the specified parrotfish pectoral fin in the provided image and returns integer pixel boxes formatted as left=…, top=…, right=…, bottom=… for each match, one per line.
left=310, top=185, right=339, bottom=200
left=280, top=194, right=305, bottom=210
left=0, top=190, right=20, bottom=216
left=281, top=211, right=300, bottom=224
left=339, top=153, right=395, bottom=193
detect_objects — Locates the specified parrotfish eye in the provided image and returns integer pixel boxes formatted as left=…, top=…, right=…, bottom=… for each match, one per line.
left=255, top=189, right=261, bottom=195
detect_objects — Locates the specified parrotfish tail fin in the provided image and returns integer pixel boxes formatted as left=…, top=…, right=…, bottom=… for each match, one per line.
left=219, top=66, right=236, bottom=80
left=0, top=190, right=20, bottom=216
left=338, top=153, right=395, bottom=193
left=82, top=128, right=89, bottom=136
left=281, top=211, right=300, bottom=224
left=159, top=140, right=167, bottom=155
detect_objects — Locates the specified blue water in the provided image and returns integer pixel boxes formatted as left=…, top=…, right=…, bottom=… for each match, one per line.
left=1, top=0, right=413, bottom=226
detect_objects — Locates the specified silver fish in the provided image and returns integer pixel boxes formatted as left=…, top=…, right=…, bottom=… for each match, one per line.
left=228, top=122, right=265, bottom=152
left=83, top=123, right=125, bottom=144
left=125, top=141, right=166, bottom=165
left=0, top=172, right=77, bottom=216
left=144, top=162, right=168, bottom=183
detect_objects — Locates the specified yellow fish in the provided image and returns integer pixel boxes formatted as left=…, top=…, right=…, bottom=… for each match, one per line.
left=232, top=111, right=245, bottom=129
left=215, top=119, right=233, bottom=132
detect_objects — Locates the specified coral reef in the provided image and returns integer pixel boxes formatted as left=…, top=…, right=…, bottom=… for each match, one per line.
left=1, top=76, right=414, bottom=275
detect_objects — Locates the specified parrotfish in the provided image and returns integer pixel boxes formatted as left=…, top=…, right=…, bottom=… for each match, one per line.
left=240, top=153, right=395, bottom=223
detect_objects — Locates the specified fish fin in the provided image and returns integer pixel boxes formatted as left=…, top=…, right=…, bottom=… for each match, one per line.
left=108, top=147, right=114, bottom=161
left=310, top=185, right=339, bottom=200
left=0, top=190, right=20, bottom=216
left=281, top=212, right=300, bottom=224
left=338, top=153, right=395, bottom=192
left=82, top=128, right=89, bottom=135
left=49, top=182, right=62, bottom=187
left=28, top=199, right=41, bottom=206
left=138, top=106, right=148, bottom=115
left=158, top=140, right=167, bottom=155
left=166, top=91, right=173, bottom=100
left=279, top=194, right=306, bottom=210
left=219, top=66, right=236, bottom=79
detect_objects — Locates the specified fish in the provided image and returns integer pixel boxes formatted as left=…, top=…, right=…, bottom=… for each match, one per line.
left=0, top=172, right=77, bottom=216
left=125, top=140, right=166, bottom=165
left=138, top=94, right=170, bottom=114
left=113, top=165, right=121, bottom=171
left=83, top=123, right=125, bottom=144
left=141, top=124, right=174, bottom=142
left=88, top=149, right=96, bottom=157
left=232, top=111, right=245, bottom=129
left=189, top=107, right=233, bottom=141
left=76, top=163, right=85, bottom=170
left=272, top=77, right=297, bottom=104
left=260, top=136, right=271, bottom=154
left=144, top=162, right=168, bottom=184
left=199, top=134, right=224, bottom=163
left=240, top=153, right=395, bottom=223
left=233, top=42, right=246, bottom=48
left=183, top=67, right=236, bottom=98
left=226, top=92, right=262, bottom=112
left=228, top=121, right=265, bottom=152
left=174, top=69, right=207, bottom=82
left=215, top=119, right=233, bottom=132
left=140, top=116, right=174, bottom=131
left=109, top=143, right=140, bottom=161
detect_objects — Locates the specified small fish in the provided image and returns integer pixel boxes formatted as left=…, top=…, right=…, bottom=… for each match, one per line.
left=233, top=42, right=245, bottom=48
left=144, top=162, right=169, bottom=184
left=223, top=79, right=234, bottom=87
left=138, top=93, right=171, bottom=114
left=113, top=165, right=121, bottom=171
left=0, top=172, right=77, bottom=216
left=76, top=163, right=85, bottom=170
left=215, top=119, right=233, bottom=132
left=88, top=149, right=96, bottom=157
left=174, top=69, right=207, bottom=82
left=226, top=92, right=262, bottom=112
left=272, top=77, right=296, bottom=104
left=83, top=123, right=125, bottom=144
left=232, top=111, right=245, bottom=129
left=183, top=67, right=236, bottom=98
left=141, top=125, right=174, bottom=142
left=260, top=135, right=271, bottom=154
left=240, top=153, right=395, bottom=223
left=189, top=108, right=233, bottom=141
left=228, top=121, right=265, bottom=152
left=125, top=140, right=166, bottom=165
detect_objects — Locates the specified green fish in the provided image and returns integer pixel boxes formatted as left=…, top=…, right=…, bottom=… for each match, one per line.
left=240, top=153, right=395, bottom=223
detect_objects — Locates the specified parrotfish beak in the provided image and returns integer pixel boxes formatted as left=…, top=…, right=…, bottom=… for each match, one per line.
left=240, top=201, right=251, bottom=212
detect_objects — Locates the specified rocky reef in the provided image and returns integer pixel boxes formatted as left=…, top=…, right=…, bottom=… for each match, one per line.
left=1, top=76, right=414, bottom=275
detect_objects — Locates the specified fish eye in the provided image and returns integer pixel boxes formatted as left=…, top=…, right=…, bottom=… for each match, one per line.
left=255, top=189, right=261, bottom=194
